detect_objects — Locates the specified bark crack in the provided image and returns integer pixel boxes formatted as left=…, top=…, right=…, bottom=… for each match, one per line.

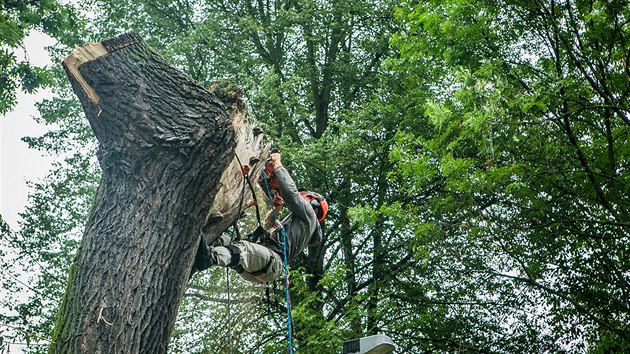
left=97, top=306, right=113, bottom=326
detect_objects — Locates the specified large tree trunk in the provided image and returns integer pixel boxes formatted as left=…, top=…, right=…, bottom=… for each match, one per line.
left=51, top=32, right=265, bottom=353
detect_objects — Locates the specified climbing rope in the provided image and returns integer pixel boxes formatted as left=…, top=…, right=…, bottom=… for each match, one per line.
left=260, top=171, right=294, bottom=354
left=226, top=267, right=233, bottom=354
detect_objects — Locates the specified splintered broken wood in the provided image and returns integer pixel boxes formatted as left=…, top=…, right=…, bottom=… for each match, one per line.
left=63, top=42, right=108, bottom=106
left=202, top=113, right=272, bottom=237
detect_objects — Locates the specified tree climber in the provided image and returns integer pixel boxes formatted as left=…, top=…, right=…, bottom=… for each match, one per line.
left=193, top=152, right=328, bottom=283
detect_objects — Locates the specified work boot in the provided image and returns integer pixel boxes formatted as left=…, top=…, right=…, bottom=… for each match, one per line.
left=192, top=234, right=217, bottom=274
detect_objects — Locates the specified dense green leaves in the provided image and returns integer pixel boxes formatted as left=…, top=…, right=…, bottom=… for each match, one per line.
left=386, top=0, right=630, bottom=351
left=3, top=0, right=630, bottom=352
left=0, top=0, right=81, bottom=114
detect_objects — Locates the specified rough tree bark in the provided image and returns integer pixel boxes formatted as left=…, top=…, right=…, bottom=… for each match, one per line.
left=51, top=32, right=267, bottom=353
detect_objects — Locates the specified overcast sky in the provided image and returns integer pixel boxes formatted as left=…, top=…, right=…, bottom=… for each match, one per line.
left=1, top=32, right=56, bottom=231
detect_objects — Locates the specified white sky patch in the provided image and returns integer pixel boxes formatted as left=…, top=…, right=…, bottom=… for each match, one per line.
left=1, top=31, right=60, bottom=354
left=1, top=31, right=56, bottom=231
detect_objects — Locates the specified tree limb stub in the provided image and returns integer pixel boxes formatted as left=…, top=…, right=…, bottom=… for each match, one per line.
left=53, top=32, right=267, bottom=353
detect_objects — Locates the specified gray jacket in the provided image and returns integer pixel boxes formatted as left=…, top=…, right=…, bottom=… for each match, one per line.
left=267, top=166, right=323, bottom=262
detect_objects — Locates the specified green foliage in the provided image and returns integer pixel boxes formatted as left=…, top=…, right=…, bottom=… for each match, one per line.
left=0, top=0, right=81, bottom=114
left=5, top=0, right=630, bottom=352
left=0, top=215, right=10, bottom=236
left=589, top=330, right=630, bottom=354
left=0, top=60, right=98, bottom=351
left=171, top=267, right=286, bottom=353
left=290, top=268, right=347, bottom=353
left=385, top=0, right=630, bottom=351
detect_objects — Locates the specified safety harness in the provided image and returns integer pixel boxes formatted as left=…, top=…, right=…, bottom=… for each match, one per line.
left=223, top=154, right=276, bottom=275
left=221, top=153, right=294, bottom=354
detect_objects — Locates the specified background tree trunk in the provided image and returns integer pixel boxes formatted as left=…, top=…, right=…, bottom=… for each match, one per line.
left=50, top=32, right=264, bottom=353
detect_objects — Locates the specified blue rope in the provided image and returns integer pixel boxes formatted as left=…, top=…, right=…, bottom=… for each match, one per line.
left=261, top=171, right=294, bottom=354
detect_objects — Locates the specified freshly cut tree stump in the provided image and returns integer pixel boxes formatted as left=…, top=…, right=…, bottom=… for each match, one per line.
left=51, top=32, right=267, bottom=353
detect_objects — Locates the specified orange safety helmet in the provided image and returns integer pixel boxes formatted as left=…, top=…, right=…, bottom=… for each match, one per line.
left=299, top=191, right=328, bottom=222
